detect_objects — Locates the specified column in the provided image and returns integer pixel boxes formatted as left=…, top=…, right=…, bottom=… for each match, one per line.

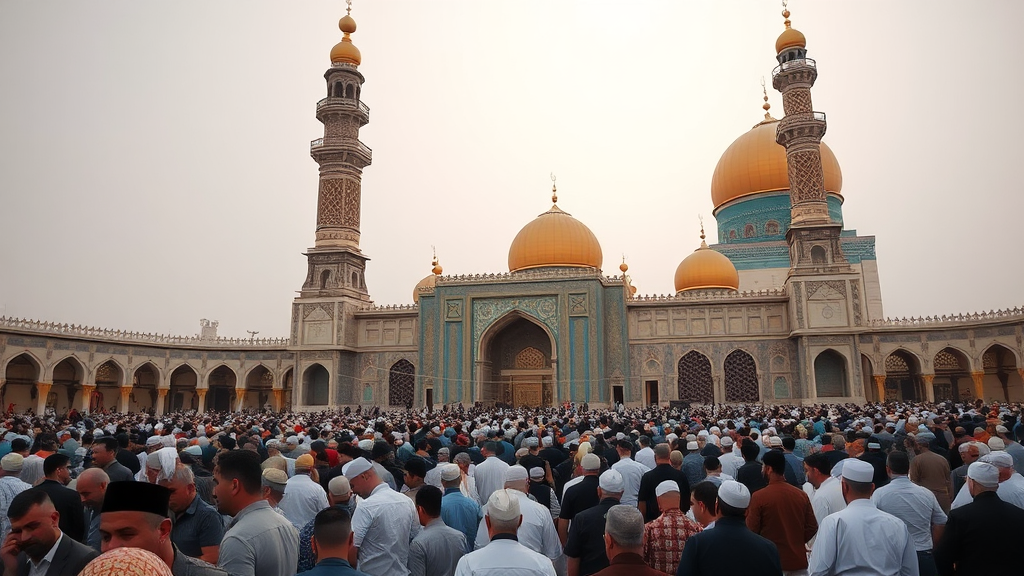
left=196, top=389, right=208, bottom=413
left=156, top=388, right=168, bottom=416
left=81, top=385, right=95, bottom=413
left=119, top=386, right=132, bottom=413
left=234, top=386, right=246, bottom=412
left=35, top=382, right=53, bottom=415
left=873, top=375, right=887, bottom=402
left=272, top=389, right=284, bottom=412
left=922, top=374, right=936, bottom=403
left=970, top=371, right=985, bottom=401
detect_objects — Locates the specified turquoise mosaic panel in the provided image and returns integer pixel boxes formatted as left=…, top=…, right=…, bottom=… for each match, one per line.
left=715, top=193, right=845, bottom=245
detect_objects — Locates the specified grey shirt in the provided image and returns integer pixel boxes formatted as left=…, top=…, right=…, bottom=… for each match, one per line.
left=408, top=518, right=466, bottom=576
left=871, top=475, right=947, bottom=551
left=173, top=494, right=226, bottom=559
left=219, top=500, right=299, bottom=576
left=173, top=544, right=230, bottom=576
left=100, top=460, right=136, bottom=483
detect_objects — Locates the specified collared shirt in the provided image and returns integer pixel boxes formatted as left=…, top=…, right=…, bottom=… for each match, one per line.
left=747, top=478, right=817, bottom=571
left=0, top=475, right=31, bottom=542
left=475, top=490, right=561, bottom=560
left=872, top=476, right=947, bottom=551
left=351, top=482, right=421, bottom=576
left=473, top=456, right=510, bottom=505
left=297, top=500, right=358, bottom=573
left=611, top=456, right=647, bottom=507
left=808, top=499, right=918, bottom=576
left=85, top=508, right=103, bottom=552
left=442, top=487, right=482, bottom=555
left=279, top=473, right=329, bottom=529
left=811, top=476, right=846, bottom=524
left=301, top=557, right=368, bottom=576
left=27, top=531, right=63, bottom=576
left=592, top=552, right=669, bottom=576
left=172, top=544, right=230, bottom=576
left=219, top=499, right=299, bottom=576
left=950, top=471, right=1024, bottom=510
left=454, top=538, right=556, bottom=576
left=641, top=508, right=701, bottom=574
left=173, top=494, right=226, bottom=559
left=409, top=518, right=466, bottom=576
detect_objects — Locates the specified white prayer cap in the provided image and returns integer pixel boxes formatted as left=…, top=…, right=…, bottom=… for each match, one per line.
left=1, top=453, right=24, bottom=472
left=328, top=476, right=351, bottom=497
left=505, top=465, right=529, bottom=482
left=529, top=467, right=545, bottom=480
left=581, top=453, right=602, bottom=471
left=541, top=436, right=553, bottom=447
left=342, top=457, right=373, bottom=479
left=655, top=480, right=680, bottom=498
left=615, top=432, right=626, bottom=440
left=710, top=426, right=721, bottom=434
left=830, top=459, right=846, bottom=478
left=697, top=430, right=709, bottom=438
left=686, top=434, right=697, bottom=442
left=841, top=458, right=874, bottom=483
left=666, top=433, right=679, bottom=443
left=982, top=452, right=1014, bottom=469
left=768, top=436, right=783, bottom=447
left=524, top=437, right=539, bottom=448
left=358, top=439, right=373, bottom=451
left=718, top=480, right=750, bottom=509
left=599, top=469, right=625, bottom=493
left=183, top=445, right=202, bottom=457
left=440, top=463, right=461, bottom=481
left=967, top=462, right=1000, bottom=488
left=486, top=489, right=521, bottom=522
left=988, top=437, right=1006, bottom=451
left=145, top=436, right=163, bottom=447
left=720, top=436, right=734, bottom=447
left=996, top=425, right=1009, bottom=434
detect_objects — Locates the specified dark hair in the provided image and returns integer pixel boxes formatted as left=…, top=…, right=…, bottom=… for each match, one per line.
left=415, top=485, right=443, bottom=517
left=7, top=489, right=53, bottom=521
left=886, top=451, right=910, bottom=476
left=219, top=436, right=237, bottom=451
left=782, top=437, right=796, bottom=451
left=37, top=433, right=58, bottom=452
left=313, top=507, right=352, bottom=547
left=215, top=449, right=262, bottom=495
left=615, top=439, right=634, bottom=451
left=739, top=439, right=760, bottom=462
left=803, top=453, right=832, bottom=476
left=691, top=481, right=718, bottom=515
left=843, top=478, right=873, bottom=495
left=718, top=500, right=747, bottom=518
left=762, top=451, right=786, bottom=476
left=10, top=438, right=29, bottom=453
left=95, top=437, right=118, bottom=453
left=43, top=453, right=70, bottom=476
left=116, top=433, right=130, bottom=449
left=483, top=441, right=498, bottom=454
left=703, top=456, right=721, bottom=471
left=404, top=457, right=427, bottom=479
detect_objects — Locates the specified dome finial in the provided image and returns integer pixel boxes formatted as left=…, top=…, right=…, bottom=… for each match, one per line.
left=619, top=255, right=628, bottom=273
left=782, top=0, right=791, bottom=28
left=698, top=216, right=709, bottom=248
left=550, top=172, right=558, bottom=204
left=331, top=0, right=361, bottom=65
left=431, top=245, right=443, bottom=275
left=760, top=77, right=775, bottom=121
left=346, top=0, right=352, bottom=16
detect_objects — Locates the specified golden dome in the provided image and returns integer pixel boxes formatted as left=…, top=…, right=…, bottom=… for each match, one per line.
left=413, top=258, right=442, bottom=303
left=508, top=196, right=603, bottom=273
left=674, top=233, right=739, bottom=293
left=710, top=117, right=842, bottom=210
left=330, top=13, right=361, bottom=66
left=775, top=9, right=806, bottom=53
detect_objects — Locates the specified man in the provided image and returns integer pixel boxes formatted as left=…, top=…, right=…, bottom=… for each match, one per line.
left=261, top=468, right=288, bottom=510
left=950, top=442, right=979, bottom=496
left=475, top=466, right=561, bottom=563
left=0, top=453, right=32, bottom=543
left=280, top=454, right=330, bottom=529
left=642, top=481, right=701, bottom=574
left=89, top=437, right=135, bottom=483
left=716, top=437, right=741, bottom=479
left=159, top=464, right=224, bottom=563
left=558, top=453, right=602, bottom=545
left=674, top=480, right=783, bottom=576
left=949, top=451, right=1024, bottom=509
left=680, top=442, right=706, bottom=489
left=440, top=464, right=481, bottom=555
left=452, top=453, right=480, bottom=502
left=565, top=470, right=624, bottom=576
left=298, top=476, right=359, bottom=573
left=299, top=507, right=369, bottom=576
left=688, top=482, right=719, bottom=529
left=803, top=453, right=845, bottom=524
left=807, top=459, right=918, bottom=576
left=594, top=506, right=669, bottom=576
left=473, top=442, right=509, bottom=505
left=403, top=457, right=428, bottom=502
left=409, top=486, right=466, bottom=576
left=343, top=457, right=420, bottom=576
left=781, top=437, right=806, bottom=488
left=735, top=440, right=766, bottom=495
left=995, top=424, right=1024, bottom=475
left=637, top=444, right=689, bottom=522
left=98, top=481, right=227, bottom=576
left=909, top=434, right=953, bottom=513
left=452, top=489, right=554, bottom=576
left=527, top=466, right=560, bottom=521
left=0, top=489, right=97, bottom=576
left=746, top=451, right=817, bottom=576
left=934, top=461, right=1024, bottom=576
left=859, top=439, right=889, bottom=489
left=36, top=454, right=85, bottom=545
left=871, top=451, right=947, bottom=576
left=214, top=449, right=299, bottom=576
left=610, top=440, right=647, bottom=507
left=634, top=437, right=655, bottom=471
left=76, top=467, right=110, bottom=552
left=824, top=436, right=848, bottom=469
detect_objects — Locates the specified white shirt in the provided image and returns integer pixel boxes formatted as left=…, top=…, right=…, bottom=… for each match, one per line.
left=635, top=447, right=656, bottom=470
left=0, top=475, right=32, bottom=542
left=474, top=490, right=561, bottom=560
left=27, top=531, right=63, bottom=576
left=808, top=499, right=918, bottom=576
left=473, top=456, right=510, bottom=505
left=811, top=476, right=847, bottom=524
left=718, top=451, right=743, bottom=479
left=455, top=538, right=556, bottom=576
left=611, top=456, right=647, bottom=507
left=351, top=482, right=421, bottom=576
left=19, top=454, right=44, bottom=486
left=871, top=476, right=947, bottom=551
left=277, top=473, right=329, bottom=529
left=950, top=471, right=1024, bottom=510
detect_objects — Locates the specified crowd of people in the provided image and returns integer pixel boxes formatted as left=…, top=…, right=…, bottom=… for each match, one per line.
left=1, top=398, right=1023, bottom=576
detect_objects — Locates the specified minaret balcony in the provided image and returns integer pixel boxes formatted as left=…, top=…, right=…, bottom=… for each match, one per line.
left=776, top=112, right=827, bottom=146
left=772, top=58, right=817, bottom=89
left=316, top=97, right=370, bottom=123
left=310, top=137, right=373, bottom=166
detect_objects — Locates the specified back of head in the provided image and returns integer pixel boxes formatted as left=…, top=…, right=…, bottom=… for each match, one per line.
left=653, top=443, right=670, bottom=461
left=803, top=452, right=832, bottom=477
left=96, top=436, right=119, bottom=453
left=832, top=436, right=846, bottom=450
left=669, top=450, right=683, bottom=467
left=703, top=456, right=721, bottom=472
left=415, top=485, right=443, bottom=517
left=886, top=451, right=910, bottom=476
left=43, top=453, right=70, bottom=477
left=739, top=439, right=760, bottom=462
left=691, top=481, right=719, bottom=513
left=216, top=449, right=263, bottom=495
left=762, top=450, right=786, bottom=476
left=782, top=436, right=796, bottom=451
left=313, top=507, right=352, bottom=548
left=604, top=505, right=644, bottom=549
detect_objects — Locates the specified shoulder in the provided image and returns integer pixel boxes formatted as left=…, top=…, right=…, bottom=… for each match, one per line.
left=63, top=537, right=99, bottom=562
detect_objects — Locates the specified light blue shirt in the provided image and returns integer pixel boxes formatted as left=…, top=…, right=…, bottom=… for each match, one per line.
left=871, top=475, right=947, bottom=551
left=442, top=487, right=482, bottom=554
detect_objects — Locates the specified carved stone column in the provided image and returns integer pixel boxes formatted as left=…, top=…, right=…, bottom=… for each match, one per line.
left=234, top=386, right=246, bottom=412
left=873, top=375, right=887, bottom=402
left=970, top=371, right=985, bottom=401
left=35, top=382, right=52, bottom=415
left=196, top=389, right=208, bottom=413
left=922, top=374, right=936, bottom=403
left=273, top=389, right=284, bottom=412
left=81, top=385, right=96, bottom=413
left=119, top=386, right=133, bottom=413
left=156, top=388, right=169, bottom=416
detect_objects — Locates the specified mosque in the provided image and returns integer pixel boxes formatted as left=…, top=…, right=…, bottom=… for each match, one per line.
left=2, top=7, right=1023, bottom=416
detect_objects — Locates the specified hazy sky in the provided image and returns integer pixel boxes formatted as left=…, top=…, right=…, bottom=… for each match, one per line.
left=2, top=1, right=1023, bottom=339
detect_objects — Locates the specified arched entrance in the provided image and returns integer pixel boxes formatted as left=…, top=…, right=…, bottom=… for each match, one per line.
left=884, top=350, right=923, bottom=401
left=131, top=363, right=160, bottom=412
left=52, top=356, right=85, bottom=414
left=93, top=360, right=124, bottom=412
left=724, top=350, right=759, bottom=402
left=2, top=353, right=41, bottom=414
left=677, top=351, right=714, bottom=404
left=480, top=314, right=555, bottom=407
left=983, top=344, right=1024, bottom=402
left=814, top=350, right=848, bottom=397
left=388, top=360, right=415, bottom=408
left=168, top=365, right=198, bottom=411
left=303, top=364, right=330, bottom=406
left=279, top=368, right=294, bottom=411
left=933, top=348, right=971, bottom=401
left=206, top=365, right=236, bottom=412
left=244, top=365, right=274, bottom=410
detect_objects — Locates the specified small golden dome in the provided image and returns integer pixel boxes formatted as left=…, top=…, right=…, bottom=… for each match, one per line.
left=619, top=260, right=629, bottom=273
left=340, top=15, right=357, bottom=34
left=413, top=257, right=442, bottom=303
left=330, top=11, right=361, bottom=66
left=674, top=233, right=739, bottom=293
left=775, top=9, right=806, bottom=53
left=508, top=202, right=603, bottom=273
left=710, top=118, right=842, bottom=210
left=432, top=263, right=443, bottom=275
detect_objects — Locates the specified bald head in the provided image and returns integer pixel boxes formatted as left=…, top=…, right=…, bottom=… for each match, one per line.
left=77, top=467, right=110, bottom=510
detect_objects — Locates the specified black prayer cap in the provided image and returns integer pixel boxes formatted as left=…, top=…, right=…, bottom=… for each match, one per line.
left=100, top=481, right=171, bottom=518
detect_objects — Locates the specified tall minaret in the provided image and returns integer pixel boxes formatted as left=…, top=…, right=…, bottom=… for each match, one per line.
left=300, top=1, right=372, bottom=301
left=772, top=3, right=847, bottom=269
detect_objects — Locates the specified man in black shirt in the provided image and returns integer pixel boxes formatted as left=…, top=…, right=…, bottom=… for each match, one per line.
left=735, top=439, right=767, bottom=495
left=554, top=441, right=580, bottom=498
left=37, top=454, right=86, bottom=543
left=565, top=469, right=623, bottom=576
left=637, top=443, right=689, bottom=522
left=558, top=452, right=602, bottom=545
left=115, top=433, right=141, bottom=476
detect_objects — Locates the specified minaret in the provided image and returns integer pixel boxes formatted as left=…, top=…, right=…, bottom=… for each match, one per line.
left=771, top=3, right=847, bottom=269
left=300, top=1, right=372, bottom=300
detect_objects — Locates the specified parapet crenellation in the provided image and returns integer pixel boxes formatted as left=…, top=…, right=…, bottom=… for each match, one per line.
left=0, top=316, right=289, bottom=347
left=868, top=307, right=1024, bottom=327
left=629, top=288, right=788, bottom=303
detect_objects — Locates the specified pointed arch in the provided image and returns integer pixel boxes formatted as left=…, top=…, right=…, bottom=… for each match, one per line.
left=478, top=310, right=557, bottom=407
left=884, top=349, right=923, bottom=401
left=981, top=343, right=1023, bottom=402
left=2, top=351, right=42, bottom=381
left=132, top=362, right=161, bottom=387
left=677, top=350, right=714, bottom=404
left=724, top=349, right=759, bottom=402
left=388, top=359, right=415, bottom=408
left=94, top=358, right=125, bottom=387
left=303, top=363, right=330, bottom=406
left=814, top=349, right=848, bottom=397
left=167, top=364, right=199, bottom=412
left=51, top=355, right=86, bottom=385
left=244, top=364, right=274, bottom=389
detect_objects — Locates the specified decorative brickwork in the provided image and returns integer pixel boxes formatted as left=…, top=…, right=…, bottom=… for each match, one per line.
left=677, top=351, right=714, bottom=403
left=783, top=88, right=813, bottom=115
left=724, top=349, right=759, bottom=402
left=388, top=359, right=415, bottom=407
left=787, top=149, right=826, bottom=204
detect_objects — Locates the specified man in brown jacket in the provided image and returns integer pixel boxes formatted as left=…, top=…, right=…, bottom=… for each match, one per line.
left=746, top=451, right=817, bottom=574
left=910, top=433, right=953, bottom=513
